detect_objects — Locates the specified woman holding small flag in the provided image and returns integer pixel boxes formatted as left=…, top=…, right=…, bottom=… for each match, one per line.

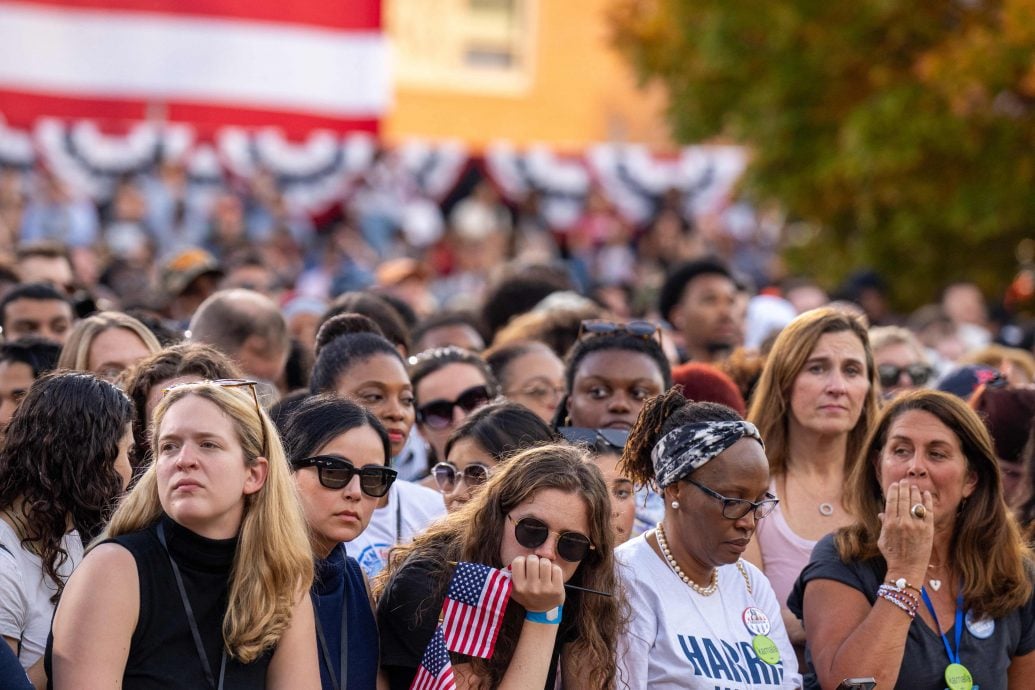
left=616, top=389, right=801, bottom=689
left=789, top=390, right=1035, bottom=689
left=376, top=443, right=621, bottom=689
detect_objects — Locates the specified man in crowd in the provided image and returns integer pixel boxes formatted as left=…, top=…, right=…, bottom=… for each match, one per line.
left=658, top=258, right=743, bottom=363
left=0, top=283, right=75, bottom=344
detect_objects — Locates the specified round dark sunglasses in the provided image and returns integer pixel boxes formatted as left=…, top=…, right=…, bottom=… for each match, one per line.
left=877, top=363, right=935, bottom=388
left=416, top=384, right=492, bottom=430
left=291, top=455, right=398, bottom=497
left=432, top=462, right=493, bottom=493
left=508, top=514, right=594, bottom=563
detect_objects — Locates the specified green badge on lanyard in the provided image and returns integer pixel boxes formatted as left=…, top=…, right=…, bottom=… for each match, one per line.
left=752, top=634, right=781, bottom=665
left=944, top=662, right=973, bottom=690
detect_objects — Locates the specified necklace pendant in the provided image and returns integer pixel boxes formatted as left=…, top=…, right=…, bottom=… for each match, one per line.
left=929, top=579, right=943, bottom=591
left=818, top=502, right=834, bottom=516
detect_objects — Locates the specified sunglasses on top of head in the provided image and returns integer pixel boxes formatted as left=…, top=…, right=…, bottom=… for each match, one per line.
left=290, top=455, right=398, bottom=497
left=578, top=319, right=662, bottom=344
left=508, top=514, right=594, bottom=562
left=416, top=384, right=492, bottom=430
left=877, top=363, right=935, bottom=388
left=557, top=426, right=629, bottom=453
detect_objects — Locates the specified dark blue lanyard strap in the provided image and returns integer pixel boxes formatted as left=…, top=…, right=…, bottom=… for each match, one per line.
left=920, top=586, right=964, bottom=666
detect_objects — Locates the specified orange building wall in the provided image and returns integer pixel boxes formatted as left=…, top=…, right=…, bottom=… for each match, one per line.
left=382, top=0, right=672, bottom=151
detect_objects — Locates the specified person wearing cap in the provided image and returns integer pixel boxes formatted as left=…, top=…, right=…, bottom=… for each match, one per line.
left=658, top=258, right=742, bottom=364
left=159, top=248, right=224, bottom=325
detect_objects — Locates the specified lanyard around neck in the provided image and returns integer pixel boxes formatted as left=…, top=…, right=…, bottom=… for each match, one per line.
left=157, top=522, right=228, bottom=690
left=920, top=585, right=964, bottom=666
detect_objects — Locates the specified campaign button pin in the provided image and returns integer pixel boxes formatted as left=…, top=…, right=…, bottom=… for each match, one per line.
left=945, top=662, right=973, bottom=690
left=752, top=634, right=781, bottom=665
left=742, top=606, right=772, bottom=636
left=965, top=610, right=995, bottom=639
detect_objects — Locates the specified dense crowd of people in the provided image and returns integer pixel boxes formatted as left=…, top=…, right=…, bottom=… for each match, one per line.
left=0, top=159, right=1034, bottom=689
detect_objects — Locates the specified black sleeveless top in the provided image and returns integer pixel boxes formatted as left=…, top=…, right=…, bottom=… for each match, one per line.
left=47, top=515, right=271, bottom=689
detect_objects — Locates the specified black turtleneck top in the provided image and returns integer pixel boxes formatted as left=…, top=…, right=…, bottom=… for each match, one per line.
left=99, top=515, right=270, bottom=689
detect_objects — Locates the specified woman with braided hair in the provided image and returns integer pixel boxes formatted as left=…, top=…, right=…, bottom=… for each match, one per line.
left=616, top=388, right=801, bottom=689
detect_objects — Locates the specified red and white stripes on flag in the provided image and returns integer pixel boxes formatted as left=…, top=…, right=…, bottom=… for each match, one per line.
left=0, top=0, right=389, bottom=136
left=441, top=562, right=513, bottom=659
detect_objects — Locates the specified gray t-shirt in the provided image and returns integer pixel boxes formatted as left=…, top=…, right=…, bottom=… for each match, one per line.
left=788, top=533, right=1035, bottom=690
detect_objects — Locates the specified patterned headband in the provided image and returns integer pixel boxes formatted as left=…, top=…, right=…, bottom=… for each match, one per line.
left=651, top=421, right=764, bottom=488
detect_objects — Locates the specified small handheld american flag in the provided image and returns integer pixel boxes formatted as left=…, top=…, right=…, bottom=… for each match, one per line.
left=410, top=626, right=456, bottom=690
left=409, top=562, right=513, bottom=690
left=441, top=562, right=513, bottom=658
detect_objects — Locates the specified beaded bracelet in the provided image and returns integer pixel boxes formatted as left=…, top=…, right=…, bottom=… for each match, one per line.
left=880, top=581, right=920, bottom=609
left=877, top=584, right=918, bottom=619
left=886, top=576, right=922, bottom=597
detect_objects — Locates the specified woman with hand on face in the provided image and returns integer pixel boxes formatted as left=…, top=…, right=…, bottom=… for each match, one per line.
left=616, top=389, right=799, bottom=689
left=310, top=321, right=444, bottom=580
left=790, top=390, right=1035, bottom=689
left=436, top=401, right=555, bottom=513
left=282, top=395, right=398, bottom=690
left=377, top=444, right=622, bottom=690
left=746, top=308, right=879, bottom=656
left=0, top=372, right=133, bottom=689
left=48, top=381, right=320, bottom=690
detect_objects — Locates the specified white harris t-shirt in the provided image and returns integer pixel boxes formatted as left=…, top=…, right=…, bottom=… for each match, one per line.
left=0, top=521, right=84, bottom=669
left=346, top=479, right=446, bottom=579
left=616, top=533, right=802, bottom=690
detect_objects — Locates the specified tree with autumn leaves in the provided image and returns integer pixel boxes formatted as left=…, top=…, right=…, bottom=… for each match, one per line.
left=610, top=0, right=1035, bottom=310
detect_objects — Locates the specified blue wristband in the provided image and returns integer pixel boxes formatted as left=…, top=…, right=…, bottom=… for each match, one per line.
left=524, top=606, right=563, bottom=625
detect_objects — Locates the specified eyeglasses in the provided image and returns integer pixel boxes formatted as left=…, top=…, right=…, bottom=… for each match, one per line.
left=508, top=514, right=594, bottom=562
left=416, top=384, right=492, bottom=430
left=685, top=478, right=779, bottom=520
left=578, top=319, right=662, bottom=344
left=877, top=363, right=935, bottom=388
left=557, top=426, right=629, bottom=452
left=505, top=382, right=565, bottom=406
left=290, top=455, right=398, bottom=497
left=162, top=378, right=268, bottom=457
left=432, top=462, right=493, bottom=493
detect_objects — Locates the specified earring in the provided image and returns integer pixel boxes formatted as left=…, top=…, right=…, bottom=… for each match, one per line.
left=671, top=500, right=680, bottom=510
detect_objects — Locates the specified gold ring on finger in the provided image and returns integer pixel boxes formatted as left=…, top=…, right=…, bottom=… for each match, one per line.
left=910, top=503, right=927, bottom=520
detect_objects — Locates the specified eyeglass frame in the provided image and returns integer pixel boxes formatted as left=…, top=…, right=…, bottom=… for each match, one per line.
left=431, top=461, right=494, bottom=493
left=683, top=477, right=779, bottom=520
left=290, top=454, right=398, bottom=497
left=507, top=513, right=595, bottom=563
left=876, top=363, right=935, bottom=388
left=503, top=380, right=566, bottom=407
left=415, top=384, right=493, bottom=430
left=578, top=319, right=663, bottom=345
left=162, top=378, right=268, bottom=458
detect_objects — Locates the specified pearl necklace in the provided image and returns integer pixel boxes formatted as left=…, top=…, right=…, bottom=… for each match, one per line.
left=654, top=522, right=719, bottom=596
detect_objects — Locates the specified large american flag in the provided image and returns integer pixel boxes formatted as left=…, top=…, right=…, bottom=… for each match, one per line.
left=410, top=625, right=456, bottom=690
left=441, top=561, right=513, bottom=658
left=0, top=0, right=389, bottom=137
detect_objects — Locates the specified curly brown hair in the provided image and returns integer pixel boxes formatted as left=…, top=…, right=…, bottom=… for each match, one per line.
left=377, top=443, right=624, bottom=689
left=0, top=371, right=132, bottom=601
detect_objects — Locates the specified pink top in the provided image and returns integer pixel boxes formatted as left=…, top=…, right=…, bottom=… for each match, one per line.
left=754, top=480, right=818, bottom=610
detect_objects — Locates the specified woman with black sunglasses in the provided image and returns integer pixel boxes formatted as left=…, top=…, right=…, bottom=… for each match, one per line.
left=376, top=444, right=622, bottom=689
left=282, top=395, right=398, bottom=690
left=617, top=389, right=800, bottom=689
left=437, top=401, right=555, bottom=512
left=408, top=346, right=500, bottom=470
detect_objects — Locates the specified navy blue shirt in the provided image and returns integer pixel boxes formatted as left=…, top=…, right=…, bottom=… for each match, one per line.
left=312, top=545, right=379, bottom=690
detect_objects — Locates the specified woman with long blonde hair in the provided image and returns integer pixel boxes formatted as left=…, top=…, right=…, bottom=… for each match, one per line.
left=48, top=380, right=319, bottom=689
left=376, top=443, right=623, bottom=689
